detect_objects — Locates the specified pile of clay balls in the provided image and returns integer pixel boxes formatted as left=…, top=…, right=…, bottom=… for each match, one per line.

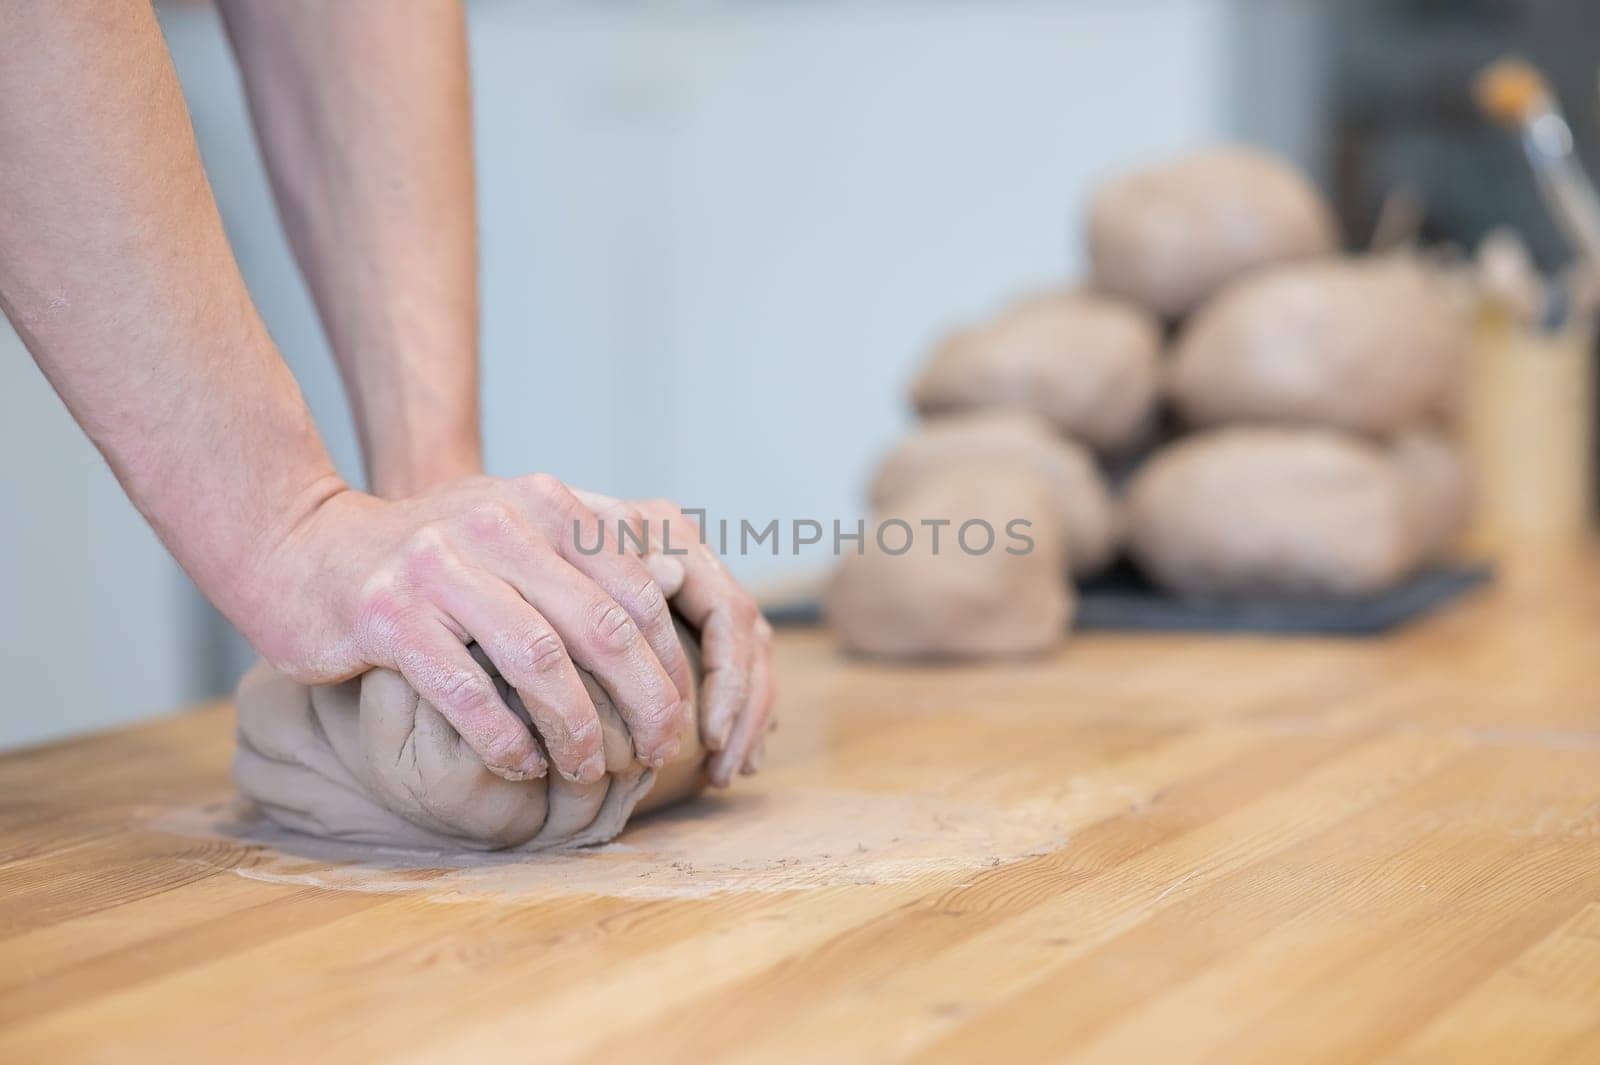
left=827, top=146, right=1471, bottom=659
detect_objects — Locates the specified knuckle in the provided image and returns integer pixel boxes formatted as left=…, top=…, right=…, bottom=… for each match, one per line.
left=458, top=500, right=516, bottom=542
left=584, top=600, right=639, bottom=656
left=619, top=566, right=669, bottom=611
left=637, top=581, right=672, bottom=626
left=521, top=472, right=562, bottom=495
left=511, top=627, right=569, bottom=678
left=518, top=473, right=575, bottom=512
left=437, top=670, right=498, bottom=718
left=353, top=581, right=412, bottom=648
left=630, top=582, right=673, bottom=635
left=399, top=524, right=453, bottom=577
left=477, top=724, right=532, bottom=767
left=634, top=691, right=680, bottom=734
left=560, top=709, right=602, bottom=750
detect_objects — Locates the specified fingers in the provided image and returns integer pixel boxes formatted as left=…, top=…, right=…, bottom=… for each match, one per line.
left=526, top=478, right=697, bottom=714
left=425, top=562, right=606, bottom=783
left=708, top=617, right=775, bottom=786
left=379, top=615, right=547, bottom=782
left=458, top=489, right=683, bottom=768
left=349, top=477, right=775, bottom=789
left=573, top=489, right=685, bottom=594
left=636, top=500, right=768, bottom=776
left=498, top=551, right=685, bottom=768
left=747, top=618, right=777, bottom=772
left=691, top=592, right=755, bottom=754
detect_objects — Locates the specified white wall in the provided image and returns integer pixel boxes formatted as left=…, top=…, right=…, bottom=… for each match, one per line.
left=0, top=327, right=199, bottom=750
left=2, top=0, right=1300, bottom=749
left=180, top=0, right=1242, bottom=583
left=466, top=1, right=1234, bottom=590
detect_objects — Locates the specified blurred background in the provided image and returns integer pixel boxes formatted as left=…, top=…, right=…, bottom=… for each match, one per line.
left=3, top=0, right=1596, bottom=749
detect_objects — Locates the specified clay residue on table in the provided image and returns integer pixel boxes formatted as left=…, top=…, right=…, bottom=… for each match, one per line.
left=149, top=776, right=1107, bottom=901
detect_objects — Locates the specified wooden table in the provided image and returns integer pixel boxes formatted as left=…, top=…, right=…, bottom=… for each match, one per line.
left=4, top=551, right=1600, bottom=1063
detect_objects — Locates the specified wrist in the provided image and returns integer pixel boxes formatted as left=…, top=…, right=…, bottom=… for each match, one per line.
left=225, top=472, right=368, bottom=674
left=368, top=441, right=483, bottom=499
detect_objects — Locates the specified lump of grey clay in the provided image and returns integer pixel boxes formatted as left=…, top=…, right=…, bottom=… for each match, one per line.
left=1389, top=427, right=1471, bottom=560
left=826, top=468, right=1073, bottom=659
left=1169, top=257, right=1468, bottom=436
left=868, top=411, right=1120, bottom=576
left=1125, top=427, right=1429, bottom=598
left=233, top=621, right=706, bottom=852
left=910, top=290, right=1161, bottom=454
left=1087, top=146, right=1339, bottom=320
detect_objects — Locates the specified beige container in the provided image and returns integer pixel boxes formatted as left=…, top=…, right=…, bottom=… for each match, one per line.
left=1464, top=310, right=1597, bottom=546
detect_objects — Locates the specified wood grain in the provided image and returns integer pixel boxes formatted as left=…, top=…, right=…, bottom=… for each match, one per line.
left=2, top=548, right=1599, bottom=1063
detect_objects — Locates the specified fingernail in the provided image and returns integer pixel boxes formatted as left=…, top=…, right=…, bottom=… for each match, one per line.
left=494, top=751, right=547, bottom=782
left=742, top=741, right=765, bottom=775
left=565, top=751, right=605, bottom=784
left=648, top=736, right=681, bottom=769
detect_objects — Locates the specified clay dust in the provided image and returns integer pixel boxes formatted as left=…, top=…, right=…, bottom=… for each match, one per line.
left=147, top=774, right=1135, bottom=902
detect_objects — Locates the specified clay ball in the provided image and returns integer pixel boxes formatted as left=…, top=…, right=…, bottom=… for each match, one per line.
left=1168, top=256, right=1468, bottom=437
left=910, top=290, right=1161, bottom=454
left=1125, top=427, right=1426, bottom=598
left=234, top=621, right=707, bottom=851
left=1389, top=427, right=1472, bottom=560
left=827, top=468, right=1072, bottom=659
left=868, top=411, right=1120, bottom=576
left=1087, top=146, right=1339, bottom=319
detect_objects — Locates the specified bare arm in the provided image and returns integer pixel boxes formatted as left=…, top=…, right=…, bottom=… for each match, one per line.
left=0, top=0, right=694, bottom=783
left=0, top=0, right=341, bottom=617
left=217, top=0, right=480, bottom=498
left=216, top=0, right=776, bottom=780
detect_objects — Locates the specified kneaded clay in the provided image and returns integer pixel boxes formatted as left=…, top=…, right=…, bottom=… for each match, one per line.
left=233, top=621, right=706, bottom=852
left=1087, top=146, right=1339, bottom=319
left=1169, top=257, right=1468, bottom=436
left=1125, top=427, right=1426, bottom=598
left=827, top=469, right=1071, bottom=659
left=868, top=411, right=1120, bottom=576
left=910, top=290, right=1161, bottom=454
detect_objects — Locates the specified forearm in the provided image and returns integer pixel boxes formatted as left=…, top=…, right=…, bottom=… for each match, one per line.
left=218, top=0, right=482, bottom=497
left=0, top=0, right=345, bottom=636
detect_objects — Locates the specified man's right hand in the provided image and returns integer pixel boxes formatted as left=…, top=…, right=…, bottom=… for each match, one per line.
left=234, top=473, right=696, bottom=785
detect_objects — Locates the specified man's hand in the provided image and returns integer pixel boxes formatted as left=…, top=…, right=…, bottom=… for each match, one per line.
left=211, top=4, right=777, bottom=785
left=239, top=474, right=697, bottom=786
left=592, top=496, right=777, bottom=787
left=0, top=0, right=776, bottom=793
